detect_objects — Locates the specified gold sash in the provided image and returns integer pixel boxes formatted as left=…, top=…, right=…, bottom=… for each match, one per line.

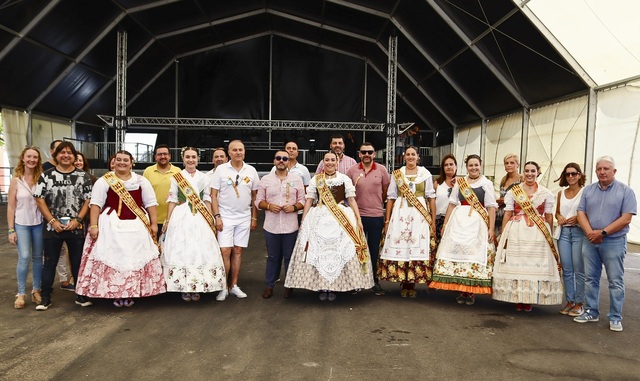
left=173, top=172, right=216, bottom=233
left=104, top=172, right=159, bottom=248
left=392, top=169, right=436, bottom=252
left=510, top=184, right=560, bottom=270
left=316, top=173, right=369, bottom=267
left=457, top=177, right=490, bottom=228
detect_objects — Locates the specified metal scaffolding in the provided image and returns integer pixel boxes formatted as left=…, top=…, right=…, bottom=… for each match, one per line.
left=385, top=35, right=398, bottom=171
left=114, top=30, right=127, bottom=152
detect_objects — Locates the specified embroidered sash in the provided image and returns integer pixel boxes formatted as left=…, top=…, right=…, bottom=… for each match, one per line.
left=104, top=172, right=159, bottom=248
left=173, top=172, right=216, bottom=233
left=316, top=173, right=368, bottom=267
left=392, top=169, right=436, bottom=252
left=457, top=177, right=490, bottom=228
left=510, top=184, right=560, bottom=269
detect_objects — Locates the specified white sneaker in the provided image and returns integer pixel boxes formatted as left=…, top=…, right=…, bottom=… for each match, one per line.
left=216, top=289, right=228, bottom=302
left=229, top=285, right=247, bottom=298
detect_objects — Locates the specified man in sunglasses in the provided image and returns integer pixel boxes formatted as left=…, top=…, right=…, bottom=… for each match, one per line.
left=210, top=140, right=260, bottom=301
left=346, top=142, right=390, bottom=295
left=316, top=134, right=357, bottom=175
left=256, top=151, right=305, bottom=299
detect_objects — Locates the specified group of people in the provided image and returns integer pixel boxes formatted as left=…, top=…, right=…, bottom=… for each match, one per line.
left=7, top=135, right=637, bottom=333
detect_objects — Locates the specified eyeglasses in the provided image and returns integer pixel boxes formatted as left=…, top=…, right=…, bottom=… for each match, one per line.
left=565, top=172, right=580, bottom=177
left=156, top=152, right=170, bottom=157
left=235, top=174, right=239, bottom=186
left=275, top=156, right=289, bottom=162
left=360, top=150, right=375, bottom=155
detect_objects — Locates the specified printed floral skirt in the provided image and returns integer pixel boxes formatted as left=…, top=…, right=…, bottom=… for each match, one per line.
left=377, top=260, right=432, bottom=283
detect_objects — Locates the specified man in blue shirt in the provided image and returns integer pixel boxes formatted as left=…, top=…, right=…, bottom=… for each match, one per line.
left=574, top=156, right=637, bottom=332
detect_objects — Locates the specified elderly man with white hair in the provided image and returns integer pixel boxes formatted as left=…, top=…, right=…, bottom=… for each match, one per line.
left=574, top=156, right=637, bottom=332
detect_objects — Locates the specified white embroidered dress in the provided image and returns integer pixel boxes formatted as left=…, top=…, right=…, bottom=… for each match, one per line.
left=161, top=170, right=226, bottom=293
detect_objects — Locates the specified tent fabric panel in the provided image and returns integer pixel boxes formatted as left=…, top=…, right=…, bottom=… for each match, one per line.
left=0, top=40, right=69, bottom=108
left=271, top=37, right=364, bottom=122
left=30, top=115, right=73, bottom=161
left=526, top=0, right=640, bottom=86
left=322, top=1, right=387, bottom=38
left=0, top=0, right=50, bottom=32
left=527, top=97, right=588, bottom=190
left=484, top=112, right=523, bottom=189
left=126, top=1, right=208, bottom=36
left=126, top=43, right=174, bottom=91
left=593, top=83, right=640, bottom=243
left=435, top=0, right=517, bottom=41
left=474, top=14, right=587, bottom=105
left=126, top=68, right=175, bottom=118
left=177, top=38, right=270, bottom=119
left=198, top=0, right=264, bottom=20
left=27, top=0, right=120, bottom=58
left=394, top=0, right=467, bottom=65
left=37, top=65, right=111, bottom=119
left=1, top=109, right=29, bottom=167
left=443, top=49, right=522, bottom=116
left=455, top=123, right=482, bottom=176
left=421, top=71, right=481, bottom=126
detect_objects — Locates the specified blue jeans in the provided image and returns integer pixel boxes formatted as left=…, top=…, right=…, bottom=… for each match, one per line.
left=361, top=216, right=384, bottom=283
left=15, top=223, right=44, bottom=295
left=265, top=231, right=298, bottom=288
left=582, top=235, right=626, bottom=321
left=41, top=234, right=85, bottom=300
left=557, top=226, right=585, bottom=304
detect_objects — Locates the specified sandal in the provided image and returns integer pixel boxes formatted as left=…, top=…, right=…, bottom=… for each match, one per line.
left=560, top=302, right=575, bottom=315
left=113, top=299, right=124, bottom=307
left=181, top=293, right=192, bottom=302
left=14, top=295, right=26, bottom=309
left=191, top=293, right=201, bottom=302
left=31, top=290, right=42, bottom=304
left=123, top=299, right=135, bottom=307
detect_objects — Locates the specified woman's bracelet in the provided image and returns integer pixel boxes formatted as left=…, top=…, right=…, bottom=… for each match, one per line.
left=214, top=214, right=221, bottom=218
left=90, top=225, right=98, bottom=229
left=48, top=218, right=57, bottom=225
left=8, top=228, right=15, bottom=234
left=266, top=203, right=271, bottom=211
left=251, top=217, right=258, bottom=221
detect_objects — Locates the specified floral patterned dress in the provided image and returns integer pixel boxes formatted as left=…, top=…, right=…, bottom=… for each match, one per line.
left=430, top=176, right=497, bottom=294
left=76, top=173, right=166, bottom=299
left=378, top=166, right=436, bottom=283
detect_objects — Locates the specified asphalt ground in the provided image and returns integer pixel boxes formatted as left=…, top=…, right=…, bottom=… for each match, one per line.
left=1, top=206, right=639, bottom=381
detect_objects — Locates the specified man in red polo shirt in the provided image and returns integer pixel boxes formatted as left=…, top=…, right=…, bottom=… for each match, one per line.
left=346, top=142, right=390, bottom=295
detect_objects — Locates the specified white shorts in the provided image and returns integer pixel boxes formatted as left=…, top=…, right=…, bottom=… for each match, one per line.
left=217, top=218, right=251, bottom=248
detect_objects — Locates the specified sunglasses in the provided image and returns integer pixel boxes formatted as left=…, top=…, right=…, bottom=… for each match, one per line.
left=360, top=150, right=375, bottom=155
left=565, top=172, right=580, bottom=177
left=275, top=156, right=289, bottom=162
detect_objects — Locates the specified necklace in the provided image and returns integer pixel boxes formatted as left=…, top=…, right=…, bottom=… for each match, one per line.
left=469, top=175, right=480, bottom=180
left=324, top=171, right=336, bottom=177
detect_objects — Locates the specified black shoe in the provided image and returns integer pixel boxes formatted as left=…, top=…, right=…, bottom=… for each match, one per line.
left=75, top=295, right=93, bottom=307
left=36, top=298, right=52, bottom=311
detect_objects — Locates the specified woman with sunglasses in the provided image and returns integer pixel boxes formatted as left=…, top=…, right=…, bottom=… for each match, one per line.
left=554, top=163, right=586, bottom=317
left=433, top=154, right=457, bottom=240
left=378, top=146, right=436, bottom=298
left=285, top=151, right=372, bottom=302
left=7, top=146, right=44, bottom=309
left=493, top=161, right=563, bottom=312
left=430, top=154, right=497, bottom=305
left=161, top=147, right=226, bottom=302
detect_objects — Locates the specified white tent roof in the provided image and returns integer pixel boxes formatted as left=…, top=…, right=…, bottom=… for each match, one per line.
left=523, top=0, right=640, bottom=86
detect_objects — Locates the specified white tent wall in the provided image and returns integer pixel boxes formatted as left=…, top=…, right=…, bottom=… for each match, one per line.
left=1, top=108, right=29, bottom=167
left=454, top=122, right=482, bottom=176
left=593, top=81, right=640, bottom=244
left=483, top=112, right=523, bottom=186
left=30, top=115, right=73, bottom=161
left=526, top=96, right=588, bottom=190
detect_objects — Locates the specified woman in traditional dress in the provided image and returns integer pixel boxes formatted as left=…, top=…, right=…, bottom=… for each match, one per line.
left=554, top=163, right=586, bottom=317
left=76, top=151, right=165, bottom=307
left=493, top=161, right=563, bottom=311
left=161, top=147, right=226, bottom=302
left=430, top=154, right=497, bottom=305
left=495, top=154, right=521, bottom=236
left=284, top=151, right=373, bottom=301
left=378, top=146, right=436, bottom=298
left=433, top=154, right=457, bottom=240
left=7, top=146, right=43, bottom=309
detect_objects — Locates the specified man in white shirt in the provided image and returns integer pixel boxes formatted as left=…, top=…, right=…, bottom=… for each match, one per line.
left=210, top=140, right=260, bottom=301
left=205, top=147, right=228, bottom=180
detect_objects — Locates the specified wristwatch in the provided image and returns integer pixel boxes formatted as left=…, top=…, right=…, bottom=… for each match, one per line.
left=75, top=217, right=84, bottom=224
left=601, top=229, right=608, bottom=236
